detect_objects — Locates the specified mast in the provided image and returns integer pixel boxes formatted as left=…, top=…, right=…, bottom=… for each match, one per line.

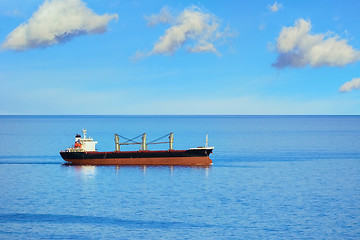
left=82, top=129, right=87, bottom=139
left=115, top=134, right=120, bottom=151
left=169, top=132, right=174, bottom=150
left=141, top=133, right=147, bottom=150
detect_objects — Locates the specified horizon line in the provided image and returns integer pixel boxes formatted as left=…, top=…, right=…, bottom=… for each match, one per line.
left=0, top=114, right=359, bottom=117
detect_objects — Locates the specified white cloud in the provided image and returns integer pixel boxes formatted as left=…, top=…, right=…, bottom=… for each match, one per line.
left=2, top=0, right=118, bottom=51
left=145, top=6, right=173, bottom=27
left=272, top=19, right=360, bottom=68
left=138, top=6, right=234, bottom=58
left=268, top=2, right=283, bottom=13
left=187, top=42, right=218, bottom=54
left=339, top=78, right=360, bottom=92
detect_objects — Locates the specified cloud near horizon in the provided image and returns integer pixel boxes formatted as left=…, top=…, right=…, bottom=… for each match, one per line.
left=339, top=78, right=360, bottom=92
left=135, top=6, right=234, bottom=59
left=272, top=19, right=360, bottom=68
left=1, top=0, right=118, bottom=51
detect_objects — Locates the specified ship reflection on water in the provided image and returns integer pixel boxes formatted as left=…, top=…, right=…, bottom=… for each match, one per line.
left=63, top=164, right=211, bottom=177
left=77, top=165, right=96, bottom=175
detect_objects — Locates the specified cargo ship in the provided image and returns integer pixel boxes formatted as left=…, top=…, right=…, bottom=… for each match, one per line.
left=60, top=130, right=214, bottom=166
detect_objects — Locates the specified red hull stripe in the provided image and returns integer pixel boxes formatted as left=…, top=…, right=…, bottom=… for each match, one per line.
left=63, top=156, right=212, bottom=166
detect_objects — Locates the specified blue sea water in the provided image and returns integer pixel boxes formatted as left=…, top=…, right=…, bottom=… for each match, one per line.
left=0, top=115, right=359, bottom=239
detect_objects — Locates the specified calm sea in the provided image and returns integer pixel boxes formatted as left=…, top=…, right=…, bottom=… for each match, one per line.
left=0, top=115, right=359, bottom=239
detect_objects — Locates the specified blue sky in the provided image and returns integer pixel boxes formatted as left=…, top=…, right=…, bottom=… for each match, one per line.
left=0, top=0, right=359, bottom=115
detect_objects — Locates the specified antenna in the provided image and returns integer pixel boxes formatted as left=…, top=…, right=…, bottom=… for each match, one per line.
left=82, top=129, right=87, bottom=139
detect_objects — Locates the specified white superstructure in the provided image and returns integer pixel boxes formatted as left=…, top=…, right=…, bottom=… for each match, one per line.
left=67, top=129, right=98, bottom=152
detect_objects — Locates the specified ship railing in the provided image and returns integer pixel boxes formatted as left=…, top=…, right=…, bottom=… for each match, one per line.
left=67, top=148, right=85, bottom=152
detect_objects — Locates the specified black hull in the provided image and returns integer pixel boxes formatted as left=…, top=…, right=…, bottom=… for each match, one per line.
left=60, top=148, right=213, bottom=166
